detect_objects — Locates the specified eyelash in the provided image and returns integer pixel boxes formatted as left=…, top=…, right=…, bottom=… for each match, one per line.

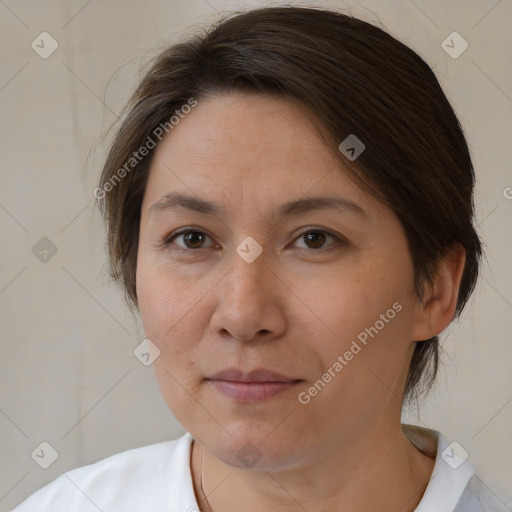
left=163, top=227, right=345, bottom=254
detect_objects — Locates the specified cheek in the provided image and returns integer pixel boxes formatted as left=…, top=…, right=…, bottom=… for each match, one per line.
left=136, top=263, right=206, bottom=418
left=299, top=261, right=408, bottom=340
left=300, top=261, right=415, bottom=386
left=137, top=258, right=198, bottom=332
left=136, top=261, right=205, bottom=375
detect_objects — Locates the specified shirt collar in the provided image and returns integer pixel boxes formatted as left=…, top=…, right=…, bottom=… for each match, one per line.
left=403, top=423, right=476, bottom=511
left=168, top=431, right=200, bottom=511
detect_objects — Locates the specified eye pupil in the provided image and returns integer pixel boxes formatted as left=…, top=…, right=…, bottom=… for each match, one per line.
left=184, top=231, right=205, bottom=249
left=304, top=231, right=326, bottom=249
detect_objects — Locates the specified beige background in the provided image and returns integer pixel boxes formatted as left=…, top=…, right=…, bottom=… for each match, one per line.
left=1, top=0, right=511, bottom=509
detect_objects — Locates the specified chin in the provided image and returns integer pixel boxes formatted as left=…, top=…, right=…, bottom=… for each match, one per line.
left=197, top=423, right=304, bottom=471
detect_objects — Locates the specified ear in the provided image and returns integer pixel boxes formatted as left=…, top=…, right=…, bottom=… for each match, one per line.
left=411, top=244, right=466, bottom=342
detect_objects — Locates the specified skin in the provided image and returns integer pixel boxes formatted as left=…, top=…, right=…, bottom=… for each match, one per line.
left=136, top=92, right=466, bottom=511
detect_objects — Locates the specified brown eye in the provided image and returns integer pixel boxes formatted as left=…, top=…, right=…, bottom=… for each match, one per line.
left=294, top=230, right=338, bottom=251
left=303, top=231, right=328, bottom=249
left=165, top=230, right=214, bottom=250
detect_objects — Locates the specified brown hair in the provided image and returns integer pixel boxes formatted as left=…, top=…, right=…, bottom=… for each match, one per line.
left=98, top=6, right=482, bottom=405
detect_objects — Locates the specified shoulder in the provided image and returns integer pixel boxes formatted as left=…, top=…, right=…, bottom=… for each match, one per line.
left=10, top=434, right=193, bottom=512
left=454, top=474, right=512, bottom=512
left=402, top=424, right=512, bottom=512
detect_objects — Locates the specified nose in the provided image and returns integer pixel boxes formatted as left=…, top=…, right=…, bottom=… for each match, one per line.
left=209, top=245, right=286, bottom=342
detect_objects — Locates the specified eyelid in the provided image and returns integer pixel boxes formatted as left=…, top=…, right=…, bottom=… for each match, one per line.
left=294, top=226, right=344, bottom=240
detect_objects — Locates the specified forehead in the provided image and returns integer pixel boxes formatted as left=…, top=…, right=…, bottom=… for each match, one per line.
left=142, top=92, right=384, bottom=221
left=157, top=92, right=334, bottom=171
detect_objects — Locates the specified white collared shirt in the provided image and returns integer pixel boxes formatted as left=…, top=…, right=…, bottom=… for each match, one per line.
left=10, top=425, right=511, bottom=511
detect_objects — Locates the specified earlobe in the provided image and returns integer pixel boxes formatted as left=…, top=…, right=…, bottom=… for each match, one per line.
left=411, top=245, right=466, bottom=342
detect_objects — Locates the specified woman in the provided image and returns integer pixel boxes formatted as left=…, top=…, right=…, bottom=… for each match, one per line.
left=11, top=6, right=509, bottom=512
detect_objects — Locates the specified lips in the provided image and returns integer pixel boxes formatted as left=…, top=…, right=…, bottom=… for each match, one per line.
left=207, top=368, right=301, bottom=402
left=208, top=368, right=298, bottom=383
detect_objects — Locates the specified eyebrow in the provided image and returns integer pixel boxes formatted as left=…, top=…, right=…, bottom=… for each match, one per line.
left=149, top=192, right=367, bottom=221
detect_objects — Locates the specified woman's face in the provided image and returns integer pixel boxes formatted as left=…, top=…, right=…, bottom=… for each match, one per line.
left=136, top=92, right=425, bottom=470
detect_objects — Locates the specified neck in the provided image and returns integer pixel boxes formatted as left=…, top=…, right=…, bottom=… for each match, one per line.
left=191, top=421, right=435, bottom=512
